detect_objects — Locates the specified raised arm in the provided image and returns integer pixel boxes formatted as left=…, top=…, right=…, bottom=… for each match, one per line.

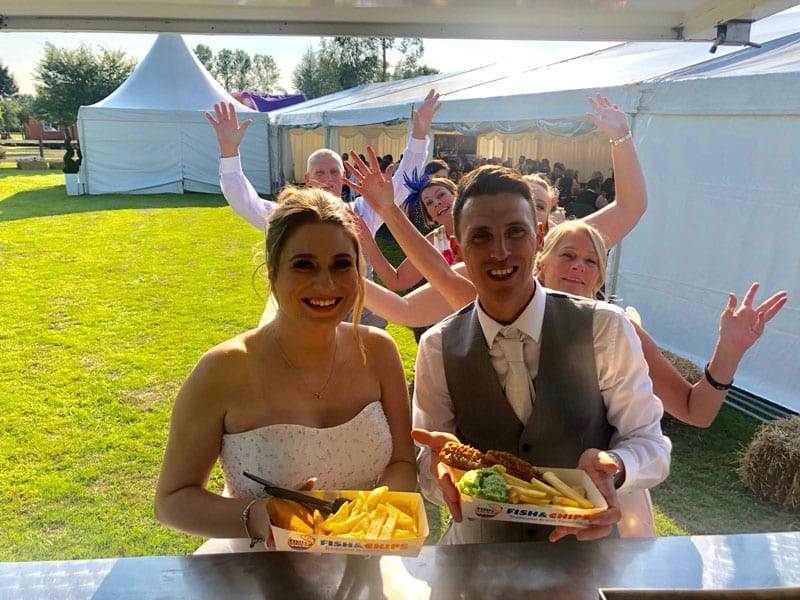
left=354, top=211, right=427, bottom=292
left=348, top=146, right=477, bottom=309
left=364, top=279, right=454, bottom=327
left=206, top=102, right=273, bottom=231
left=638, top=283, right=787, bottom=428
left=581, top=93, right=647, bottom=249
left=391, top=89, right=441, bottom=207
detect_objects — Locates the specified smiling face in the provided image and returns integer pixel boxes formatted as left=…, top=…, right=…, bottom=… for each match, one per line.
left=459, top=192, right=538, bottom=323
left=270, top=222, right=360, bottom=323
left=421, top=183, right=455, bottom=232
left=305, top=153, right=344, bottom=197
left=537, top=229, right=602, bottom=298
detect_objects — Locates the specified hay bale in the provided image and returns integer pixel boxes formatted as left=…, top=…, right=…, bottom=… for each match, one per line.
left=739, top=415, right=800, bottom=510
left=17, top=158, right=49, bottom=170
left=659, top=349, right=703, bottom=384
left=49, top=160, right=65, bottom=170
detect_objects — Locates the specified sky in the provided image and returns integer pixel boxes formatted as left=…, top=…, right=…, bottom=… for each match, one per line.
left=0, top=7, right=798, bottom=97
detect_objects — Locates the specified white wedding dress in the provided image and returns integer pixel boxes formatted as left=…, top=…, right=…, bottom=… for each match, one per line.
left=194, top=401, right=393, bottom=553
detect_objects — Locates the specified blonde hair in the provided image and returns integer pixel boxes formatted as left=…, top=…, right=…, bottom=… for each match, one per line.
left=524, top=174, right=556, bottom=232
left=266, top=186, right=366, bottom=351
left=537, top=221, right=608, bottom=295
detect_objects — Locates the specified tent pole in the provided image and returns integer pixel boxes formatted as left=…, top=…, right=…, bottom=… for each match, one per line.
left=607, top=238, right=622, bottom=302
left=323, top=126, right=340, bottom=153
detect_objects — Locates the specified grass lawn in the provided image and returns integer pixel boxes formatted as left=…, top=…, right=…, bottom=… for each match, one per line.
left=1, top=172, right=796, bottom=562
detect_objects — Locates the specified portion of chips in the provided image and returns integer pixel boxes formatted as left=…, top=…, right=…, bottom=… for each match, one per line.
left=482, top=465, right=596, bottom=509
left=285, top=486, right=419, bottom=540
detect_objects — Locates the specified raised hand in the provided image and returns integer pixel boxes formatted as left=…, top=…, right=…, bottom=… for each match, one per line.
left=549, top=448, right=621, bottom=542
left=585, top=93, right=630, bottom=140
left=412, top=89, right=442, bottom=139
left=204, top=102, right=252, bottom=157
left=719, top=282, right=788, bottom=355
left=411, top=428, right=463, bottom=522
left=344, top=145, right=398, bottom=215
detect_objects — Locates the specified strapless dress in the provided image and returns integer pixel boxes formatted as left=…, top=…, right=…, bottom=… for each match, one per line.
left=195, top=400, right=393, bottom=553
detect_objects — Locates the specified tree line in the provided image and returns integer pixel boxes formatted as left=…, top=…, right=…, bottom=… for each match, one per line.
left=292, top=37, right=438, bottom=99
left=0, top=37, right=437, bottom=130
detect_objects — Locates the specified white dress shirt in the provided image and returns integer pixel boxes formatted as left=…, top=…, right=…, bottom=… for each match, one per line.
left=413, top=279, right=671, bottom=508
left=218, top=136, right=430, bottom=237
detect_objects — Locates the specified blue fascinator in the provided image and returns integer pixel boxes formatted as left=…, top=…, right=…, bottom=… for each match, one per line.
left=402, top=167, right=432, bottom=216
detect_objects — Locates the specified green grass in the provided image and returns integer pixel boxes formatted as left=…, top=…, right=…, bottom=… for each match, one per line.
left=653, top=410, right=799, bottom=534
left=0, top=172, right=797, bottom=562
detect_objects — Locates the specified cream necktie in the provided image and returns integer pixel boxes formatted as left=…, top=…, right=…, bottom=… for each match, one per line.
left=496, top=328, right=533, bottom=424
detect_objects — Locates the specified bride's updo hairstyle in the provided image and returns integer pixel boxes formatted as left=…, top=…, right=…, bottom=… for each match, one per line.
left=265, top=186, right=367, bottom=331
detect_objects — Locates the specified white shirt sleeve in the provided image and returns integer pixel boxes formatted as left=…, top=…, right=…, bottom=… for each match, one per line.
left=411, top=325, right=454, bottom=506
left=351, top=196, right=384, bottom=238
left=593, top=303, right=672, bottom=492
left=219, top=155, right=275, bottom=232
left=392, top=135, right=430, bottom=207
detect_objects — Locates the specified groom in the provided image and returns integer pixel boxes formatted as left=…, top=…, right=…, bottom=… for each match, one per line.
left=412, top=165, right=671, bottom=544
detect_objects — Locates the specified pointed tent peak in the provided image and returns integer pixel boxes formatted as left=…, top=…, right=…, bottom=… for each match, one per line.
left=89, top=34, right=256, bottom=112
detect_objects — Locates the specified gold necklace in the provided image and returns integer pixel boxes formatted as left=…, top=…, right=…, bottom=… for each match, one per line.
left=271, top=328, right=338, bottom=401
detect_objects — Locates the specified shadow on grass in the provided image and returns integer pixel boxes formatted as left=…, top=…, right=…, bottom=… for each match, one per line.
left=0, top=177, right=227, bottom=223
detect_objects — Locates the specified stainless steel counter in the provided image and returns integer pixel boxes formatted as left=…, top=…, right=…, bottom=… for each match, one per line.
left=2, top=532, right=799, bottom=599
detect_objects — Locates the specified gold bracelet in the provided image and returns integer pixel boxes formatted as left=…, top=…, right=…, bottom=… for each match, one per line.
left=241, top=498, right=265, bottom=548
left=610, top=131, right=632, bottom=146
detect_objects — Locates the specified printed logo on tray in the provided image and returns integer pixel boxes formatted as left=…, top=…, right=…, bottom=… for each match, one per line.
left=287, top=534, right=315, bottom=550
left=547, top=512, right=591, bottom=522
left=503, top=508, right=591, bottom=522
left=318, top=539, right=411, bottom=551
left=474, top=503, right=502, bottom=518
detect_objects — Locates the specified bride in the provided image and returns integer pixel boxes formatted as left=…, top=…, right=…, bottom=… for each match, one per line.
left=155, top=187, right=417, bottom=552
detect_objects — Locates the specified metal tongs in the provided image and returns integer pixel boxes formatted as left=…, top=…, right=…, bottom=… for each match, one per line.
left=243, top=471, right=349, bottom=516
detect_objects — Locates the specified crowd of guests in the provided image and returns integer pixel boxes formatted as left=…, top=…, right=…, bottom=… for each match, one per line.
left=347, top=149, right=618, bottom=232
left=153, top=89, right=787, bottom=551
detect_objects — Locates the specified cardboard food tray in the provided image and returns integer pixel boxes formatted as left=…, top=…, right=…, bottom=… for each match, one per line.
left=454, top=466, right=607, bottom=528
left=270, top=489, right=429, bottom=556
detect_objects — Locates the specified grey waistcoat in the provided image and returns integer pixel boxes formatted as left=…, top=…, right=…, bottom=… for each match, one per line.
left=440, top=291, right=614, bottom=543
left=442, top=291, right=613, bottom=463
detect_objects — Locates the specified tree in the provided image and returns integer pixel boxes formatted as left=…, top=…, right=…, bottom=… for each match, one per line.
left=251, top=54, right=285, bottom=94
left=328, top=37, right=382, bottom=90
left=0, top=94, right=35, bottom=132
left=379, top=38, right=394, bottom=82
left=192, top=45, right=283, bottom=94
left=292, top=47, right=332, bottom=100
left=229, top=49, right=253, bottom=91
left=33, top=43, right=136, bottom=126
left=213, top=49, right=237, bottom=90
left=292, top=37, right=438, bottom=99
left=393, top=39, right=440, bottom=80
left=292, top=37, right=381, bottom=99
left=193, top=44, right=214, bottom=73
left=0, top=61, right=19, bottom=98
